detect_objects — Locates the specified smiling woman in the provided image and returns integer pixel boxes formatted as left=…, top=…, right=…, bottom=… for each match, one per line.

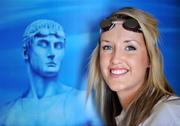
left=100, top=21, right=149, bottom=95
left=87, top=7, right=180, bottom=126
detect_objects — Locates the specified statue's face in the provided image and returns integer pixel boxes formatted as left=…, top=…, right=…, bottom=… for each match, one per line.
left=29, top=33, right=65, bottom=77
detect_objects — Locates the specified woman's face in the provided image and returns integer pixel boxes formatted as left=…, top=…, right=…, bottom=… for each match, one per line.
left=100, top=21, right=149, bottom=94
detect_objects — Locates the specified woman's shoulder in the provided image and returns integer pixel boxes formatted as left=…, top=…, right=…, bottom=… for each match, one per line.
left=162, top=95, right=180, bottom=108
left=154, top=95, right=180, bottom=117
left=141, top=95, right=180, bottom=126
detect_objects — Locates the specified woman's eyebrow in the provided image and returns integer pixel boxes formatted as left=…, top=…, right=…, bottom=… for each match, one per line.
left=124, top=40, right=136, bottom=43
left=124, top=40, right=141, bottom=45
left=101, top=39, right=110, bottom=43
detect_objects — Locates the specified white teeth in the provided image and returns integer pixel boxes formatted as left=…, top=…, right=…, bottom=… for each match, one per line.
left=111, top=69, right=128, bottom=74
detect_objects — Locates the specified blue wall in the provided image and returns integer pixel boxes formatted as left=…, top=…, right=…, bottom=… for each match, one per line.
left=0, top=0, right=180, bottom=105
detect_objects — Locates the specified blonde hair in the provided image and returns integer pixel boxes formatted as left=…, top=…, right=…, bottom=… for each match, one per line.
left=87, top=7, right=174, bottom=126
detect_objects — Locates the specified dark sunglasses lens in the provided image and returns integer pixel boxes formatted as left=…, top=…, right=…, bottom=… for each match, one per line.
left=100, top=20, right=114, bottom=32
left=123, top=18, right=141, bottom=32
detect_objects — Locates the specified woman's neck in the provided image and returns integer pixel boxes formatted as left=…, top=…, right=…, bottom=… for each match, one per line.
left=116, top=85, right=142, bottom=110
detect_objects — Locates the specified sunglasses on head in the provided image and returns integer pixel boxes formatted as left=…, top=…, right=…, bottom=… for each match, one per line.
left=100, top=14, right=142, bottom=33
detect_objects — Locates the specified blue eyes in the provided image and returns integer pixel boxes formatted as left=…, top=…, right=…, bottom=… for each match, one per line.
left=37, top=40, right=65, bottom=49
left=102, top=45, right=112, bottom=50
left=125, top=45, right=136, bottom=51
left=102, top=45, right=136, bottom=51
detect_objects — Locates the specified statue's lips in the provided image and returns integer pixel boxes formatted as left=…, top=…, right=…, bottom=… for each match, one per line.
left=46, top=62, right=56, bottom=67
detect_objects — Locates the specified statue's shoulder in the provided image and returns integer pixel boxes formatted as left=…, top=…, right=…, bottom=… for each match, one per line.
left=0, top=97, right=21, bottom=124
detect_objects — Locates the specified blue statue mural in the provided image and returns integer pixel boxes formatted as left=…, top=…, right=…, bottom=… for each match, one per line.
left=0, top=19, right=101, bottom=126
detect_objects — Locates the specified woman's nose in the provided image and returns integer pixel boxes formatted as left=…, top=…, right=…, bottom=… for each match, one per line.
left=111, top=48, right=123, bottom=65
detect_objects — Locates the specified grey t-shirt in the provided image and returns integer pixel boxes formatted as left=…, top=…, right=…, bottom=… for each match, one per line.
left=115, top=96, right=180, bottom=126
